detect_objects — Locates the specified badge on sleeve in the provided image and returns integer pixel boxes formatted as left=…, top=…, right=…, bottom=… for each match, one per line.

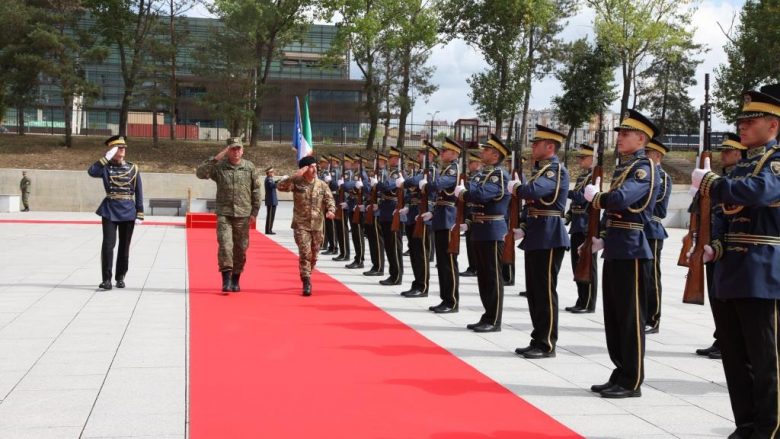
left=635, top=169, right=647, bottom=180
left=447, top=168, right=456, bottom=176
left=771, top=161, right=780, bottom=176
left=490, top=175, right=499, bottom=183
left=545, top=170, right=555, bottom=179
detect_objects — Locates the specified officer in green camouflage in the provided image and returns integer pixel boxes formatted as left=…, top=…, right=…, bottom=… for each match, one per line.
left=20, top=171, right=31, bottom=212
left=196, top=138, right=261, bottom=294
left=277, top=156, right=337, bottom=296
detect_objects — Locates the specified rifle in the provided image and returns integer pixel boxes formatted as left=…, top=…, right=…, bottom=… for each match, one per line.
left=365, top=153, right=379, bottom=225
left=391, top=151, right=405, bottom=232
left=335, top=153, right=346, bottom=221
left=502, top=147, right=523, bottom=262
left=682, top=73, right=712, bottom=306
left=351, top=155, right=365, bottom=224
left=413, top=148, right=430, bottom=238
left=448, top=152, right=468, bottom=254
left=574, top=109, right=606, bottom=283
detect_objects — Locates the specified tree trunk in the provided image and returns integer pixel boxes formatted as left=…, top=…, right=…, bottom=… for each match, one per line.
left=17, top=107, right=25, bottom=136
left=63, top=95, right=73, bottom=148
left=395, top=47, right=412, bottom=151
left=494, top=59, right=508, bottom=137
left=518, top=31, right=536, bottom=150
left=620, top=61, right=631, bottom=118
left=506, top=112, right=515, bottom=147
left=152, top=109, right=159, bottom=147
left=364, top=71, right=378, bottom=150
left=564, top=125, right=575, bottom=168
left=119, top=87, right=132, bottom=137
left=251, top=41, right=276, bottom=146
left=169, top=0, right=177, bottom=140
left=659, top=63, right=669, bottom=135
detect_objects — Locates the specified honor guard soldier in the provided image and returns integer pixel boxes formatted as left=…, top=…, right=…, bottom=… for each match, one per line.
left=397, top=142, right=438, bottom=297
left=88, top=136, right=144, bottom=290
left=343, top=156, right=369, bottom=269
left=459, top=150, right=483, bottom=277
left=690, top=84, right=780, bottom=439
left=20, top=171, right=31, bottom=211
left=643, top=138, right=672, bottom=334
left=264, top=166, right=278, bottom=234
left=379, top=147, right=404, bottom=286
left=454, top=134, right=511, bottom=332
left=564, top=144, right=598, bottom=314
left=363, top=154, right=387, bottom=276
left=322, top=155, right=340, bottom=255
left=197, top=138, right=262, bottom=293
left=583, top=109, right=660, bottom=398
left=333, top=155, right=353, bottom=262
left=695, top=133, right=746, bottom=361
left=507, top=125, right=570, bottom=358
left=423, top=137, right=464, bottom=313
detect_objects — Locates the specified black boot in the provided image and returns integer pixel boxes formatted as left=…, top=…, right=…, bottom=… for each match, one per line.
left=115, top=276, right=125, bottom=289
left=221, top=271, right=232, bottom=294
left=98, top=280, right=112, bottom=290
left=231, top=273, right=241, bottom=292
left=302, top=277, right=312, bottom=296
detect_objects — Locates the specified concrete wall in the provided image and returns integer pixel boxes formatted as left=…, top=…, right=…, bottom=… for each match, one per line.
left=0, top=168, right=294, bottom=215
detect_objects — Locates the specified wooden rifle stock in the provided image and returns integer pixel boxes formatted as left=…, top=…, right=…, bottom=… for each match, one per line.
left=502, top=150, right=521, bottom=263
left=677, top=213, right=696, bottom=267
left=412, top=154, right=429, bottom=238
left=682, top=151, right=711, bottom=305
left=448, top=156, right=468, bottom=254
left=573, top=166, right=603, bottom=283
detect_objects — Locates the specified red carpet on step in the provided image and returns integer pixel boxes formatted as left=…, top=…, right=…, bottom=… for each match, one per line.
left=188, top=228, right=580, bottom=438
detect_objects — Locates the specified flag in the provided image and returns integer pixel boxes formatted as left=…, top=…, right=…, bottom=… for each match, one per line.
left=292, top=96, right=313, bottom=161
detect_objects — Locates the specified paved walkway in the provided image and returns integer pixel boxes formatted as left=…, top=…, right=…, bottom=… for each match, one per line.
left=0, top=206, right=732, bottom=438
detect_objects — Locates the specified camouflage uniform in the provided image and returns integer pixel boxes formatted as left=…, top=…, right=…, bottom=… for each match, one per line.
left=20, top=175, right=31, bottom=211
left=196, top=157, right=261, bottom=273
left=278, top=175, right=336, bottom=278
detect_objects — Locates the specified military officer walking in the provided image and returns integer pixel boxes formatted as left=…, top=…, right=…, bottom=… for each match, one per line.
left=19, top=171, right=31, bottom=212
left=196, top=138, right=261, bottom=294
left=454, top=134, right=511, bottom=332
left=583, top=109, right=660, bottom=398
left=379, top=147, right=404, bottom=286
left=87, top=136, right=144, bottom=290
left=459, top=151, right=483, bottom=277
left=508, top=125, right=570, bottom=358
left=264, top=167, right=278, bottom=234
left=564, top=144, right=598, bottom=314
left=691, top=84, right=780, bottom=439
left=644, top=138, right=672, bottom=334
left=277, top=156, right=336, bottom=296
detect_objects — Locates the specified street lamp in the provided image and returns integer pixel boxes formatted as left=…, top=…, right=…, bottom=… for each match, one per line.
left=427, top=110, right=440, bottom=141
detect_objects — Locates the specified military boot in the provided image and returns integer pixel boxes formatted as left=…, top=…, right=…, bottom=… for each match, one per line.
left=115, top=276, right=125, bottom=289
left=231, top=273, right=241, bottom=292
left=302, top=277, right=312, bottom=296
left=221, top=271, right=232, bottom=295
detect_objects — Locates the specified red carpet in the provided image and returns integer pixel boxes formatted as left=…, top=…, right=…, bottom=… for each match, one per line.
left=188, top=228, right=581, bottom=438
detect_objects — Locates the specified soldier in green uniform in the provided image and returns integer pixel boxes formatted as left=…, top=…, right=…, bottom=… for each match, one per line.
left=277, top=156, right=336, bottom=296
left=19, top=171, right=31, bottom=212
left=196, top=138, right=261, bottom=294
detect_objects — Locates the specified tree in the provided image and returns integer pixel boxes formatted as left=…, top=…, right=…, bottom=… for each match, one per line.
left=713, top=1, right=780, bottom=123
left=164, top=0, right=195, bottom=140
left=137, top=35, right=175, bottom=147
left=586, top=0, right=695, bottom=118
left=552, top=39, right=617, bottom=147
left=32, top=0, right=109, bottom=147
left=86, top=0, right=163, bottom=137
left=636, top=38, right=703, bottom=135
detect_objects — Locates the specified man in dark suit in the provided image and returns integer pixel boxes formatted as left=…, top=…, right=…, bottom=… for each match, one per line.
left=264, top=167, right=278, bottom=234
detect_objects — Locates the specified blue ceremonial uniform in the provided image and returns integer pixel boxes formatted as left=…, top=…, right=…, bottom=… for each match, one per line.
left=88, top=158, right=144, bottom=222
left=567, top=171, right=592, bottom=235
left=321, top=169, right=337, bottom=252
left=463, top=166, right=511, bottom=241
left=645, top=166, right=670, bottom=240
left=404, top=165, right=437, bottom=295
left=344, top=169, right=369, bottom=266
left=379, top=166, right=403, bottom=284
left=428, top=160, right=458, bottom=231
left=644, top=165, right=671, bottom=330
left=404, top=166, right=437, bottom=226
left=429, top=159, right=461, bottom=309
left=566, top=170, right=598, bottom=312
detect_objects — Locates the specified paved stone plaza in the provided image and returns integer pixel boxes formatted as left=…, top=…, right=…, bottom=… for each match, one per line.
left=0, top=205, right=733, bottom=438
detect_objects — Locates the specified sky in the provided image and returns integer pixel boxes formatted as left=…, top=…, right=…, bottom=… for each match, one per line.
left=189, top=0, right=744, bottom=131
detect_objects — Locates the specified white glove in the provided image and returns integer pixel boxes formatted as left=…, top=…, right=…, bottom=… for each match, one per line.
left=686, top=244, right=715, bottom=264
left=324, top=174, right=332, bottom=183
left=507, top=173, right=521, bottom=193
left=339, top=202, right=348, bottom=209
left=584, top=177, right=601, bottom=202
left=135, top=219, right=143, bottom=226
left=591, top=237, right=604, bottom=253
left=459, top=223, right=468, bottom=233
left=418, top=178, right=428, bottom=190
left=420, top=211, right=433, bottom=221
left=369, top=176, right=378, bottom=186
left=691, top=157, right=711, bottom=192
left=513, top=228, right=525, bottom=240
left=280, top=175, right=289, bottom=180
left=453, top=183, right=466, bottom=198
left=398, top=207, right=409, bottom=216
left=395, top=176, right=405, bottom=188
left=105, top=146, right=118, bottom=161
left=355, top=180, right=364, bottom=189
left=337, top=178, right=344, bottom=186
left=372, top=204, right=379, bottom=211
left=358, top=205, right=365, bottom=212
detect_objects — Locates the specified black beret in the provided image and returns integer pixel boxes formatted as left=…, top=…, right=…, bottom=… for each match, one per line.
left=298, top=156, right=317, bottom=168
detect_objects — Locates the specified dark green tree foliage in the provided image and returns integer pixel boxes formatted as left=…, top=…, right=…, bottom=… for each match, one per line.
left=714, top=1, right=780, bottom=123
left=552, top=39, right=617, bottom=145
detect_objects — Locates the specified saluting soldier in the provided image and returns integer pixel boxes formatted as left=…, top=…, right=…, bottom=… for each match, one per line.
left=378, top=147, right=404, bottom=286
left=564, top=144, right=598, bottom=314
left=343, top=156, right=369, bottom=269
left=644, top=138, right=672, bottom=334
left=319, top=156, right=338, bottom=255
left=88, top=135, right=144, bottom=290
left=508, top=125, right=570, bottom=358
left=264, top=166, right=278, bottom=235
left=423, top=137, right=464, bottom=313
left=363, top=154, right=386, bottom=276
left=333, top=155, right=353, bottom=262
left=695, top=133, right=746, bottom=361
left=690, top=84, right=780, bottom=439
left=459, top=150, right=483, bottom=277
left=397, top=143, right=438, bottom=298
left=583, top=109, right=660, bottom=398
left=196, top=137, right=261, bottom=294
left=454, top=134, right=511, bottom=332
left=277, top=156, right=337, bottom=296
